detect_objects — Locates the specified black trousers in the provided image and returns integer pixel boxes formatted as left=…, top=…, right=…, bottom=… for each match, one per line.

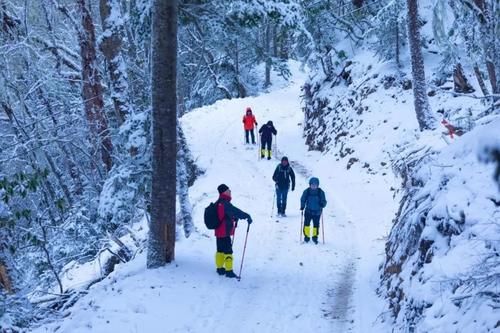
left=261, top=138, right=272, bottom=151
left=216, top=237, right=233, bottom=254
left=303, top=211, right=320, bottom=228
left=245, top=129, right=256, bottom=144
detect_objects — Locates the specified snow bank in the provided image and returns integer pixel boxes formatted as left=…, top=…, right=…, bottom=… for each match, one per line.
left=381, top=118, right=499, bottom=332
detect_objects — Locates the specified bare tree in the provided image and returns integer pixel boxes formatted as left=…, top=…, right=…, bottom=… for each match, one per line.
left=147, top=0, right=177, bottom=268
left=406, top=0, right=436, bottom=130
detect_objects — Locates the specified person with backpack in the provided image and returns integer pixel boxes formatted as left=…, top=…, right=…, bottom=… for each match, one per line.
left=242, top=107, right=258, bottom=144
left=213, top=184, right=252, bottom=278
left=272, top=156, right=295, bottom=217
left=258, top=120, right=277, bottom=160
left=300, top=177, right=327, bottom=244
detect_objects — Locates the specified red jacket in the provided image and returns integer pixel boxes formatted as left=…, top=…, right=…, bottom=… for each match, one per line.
left=215, top=193, right=250, bottom=238
left=243, top=114, right=257, bottom=130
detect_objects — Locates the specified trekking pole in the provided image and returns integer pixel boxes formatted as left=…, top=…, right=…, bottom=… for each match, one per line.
left=257, top=134, right=260, bottom=161
left=300, top=211, right=304, bottom=243
left=231, top=221, right=236, bottom=245
left=321, top=213, right=325, bottom=244
left=271, top=190, right=276, bottom=218
left=273, top=135, right=277, bottom=159
left=237, top=224, right=250, bottom=281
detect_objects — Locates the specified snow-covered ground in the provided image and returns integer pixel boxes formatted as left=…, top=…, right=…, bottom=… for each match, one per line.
left=32, top=62, right=398, bottom=333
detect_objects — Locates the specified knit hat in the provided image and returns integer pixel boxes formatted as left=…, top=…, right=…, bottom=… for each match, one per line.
left=309, top=177, right=319, bottom=186
left=281, top=156, right=288, bottom=162
left=217, top=184, right=229, bottom=194
left=246, top=107, right=252, bottom=113
left=267, top=120, right=273, bottom=126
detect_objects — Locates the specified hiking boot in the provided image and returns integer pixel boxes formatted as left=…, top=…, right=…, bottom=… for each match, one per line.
left=216, top=268, right=225, bottom=276
left=267, top=156, right=271, bottom=160
left=312, top=237, right=318, bottom=244
left=281, top=212, right=287, bottom=217
left=304, top=236, right=310, bottom=243
left=225, top=270, right=239, bottom=279
left=261, top=154, right=265, bottom=159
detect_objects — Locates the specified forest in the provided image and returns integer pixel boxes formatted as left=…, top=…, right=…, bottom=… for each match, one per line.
left=1, top=0, right=498, bottom=332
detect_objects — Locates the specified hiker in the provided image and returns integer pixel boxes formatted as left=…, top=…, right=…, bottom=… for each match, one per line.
left=242, top=107, right=258, bottom=144
left=214, top=184, right=252, bottom=278
left=300, top=177, right=327, bottom=244
left=272, top=156, right=296, bottom=217
left=258, top=120, right=277, bottom=160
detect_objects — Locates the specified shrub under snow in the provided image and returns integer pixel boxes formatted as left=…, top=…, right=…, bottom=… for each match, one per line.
left=381, top=118, right=500, bottom=332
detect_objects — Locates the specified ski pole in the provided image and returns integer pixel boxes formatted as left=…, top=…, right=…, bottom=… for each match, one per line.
left=321, top=213, right=325, bottom=244
left=300, top=210, right=304, bottom=243
left=271, top=190, right=276, bottom=218
left=237, top=223, right=250, bottom=281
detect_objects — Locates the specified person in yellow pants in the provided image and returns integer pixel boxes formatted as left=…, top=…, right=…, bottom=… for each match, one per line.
left=258, top=121, right=277, bottom=160
left=214, top=184, right=252, bottom=278
left=300, top=177, right=327, bottom=244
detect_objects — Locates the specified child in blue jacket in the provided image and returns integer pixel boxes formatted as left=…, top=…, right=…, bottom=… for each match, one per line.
left=300, top=177, right=327, bottom=244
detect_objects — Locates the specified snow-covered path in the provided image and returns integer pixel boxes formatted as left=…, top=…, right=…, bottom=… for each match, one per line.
left=33, top=64, right=397, bottom=333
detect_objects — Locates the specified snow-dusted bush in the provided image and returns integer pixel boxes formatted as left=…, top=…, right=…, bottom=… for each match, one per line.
left=381, top=118, right=500, bottom=332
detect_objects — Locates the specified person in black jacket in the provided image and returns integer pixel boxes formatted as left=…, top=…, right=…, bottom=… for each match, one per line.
left=258, top=120, right=277, bottom=160
left=214, top=184, right=252, bottom=278
left=272, top=156, right=295, bottom=217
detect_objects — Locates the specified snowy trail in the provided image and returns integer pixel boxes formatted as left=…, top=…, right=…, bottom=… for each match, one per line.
left=179, top=64, right=383, bottom=332
left=33, top=64, right=396, bottom=333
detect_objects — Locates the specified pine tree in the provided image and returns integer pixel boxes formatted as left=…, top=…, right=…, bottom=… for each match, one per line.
left=147, top=0, right=177, bottom=268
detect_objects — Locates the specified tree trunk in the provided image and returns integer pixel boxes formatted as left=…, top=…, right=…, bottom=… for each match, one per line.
left=474, top=0, right=499, bottom=94
left=264, top=21, right=271, bottom=88
left=177, top=125, right=194, bottom=238
left=474, top=63, right=490, bottom=96
left=453, top=63, right=474, bottom=93
left=406, top=0, right=436, bottom=130
left=99, top=0, right=131, bottom=125
left=395, top=15, right=401, bottom=68
left=78, top=0, right=113, bottom=172
left=147, top=0, right=177, bottom=268
left=486, top=60, right=498, bottom=94
left=0, top=262, right=13, bottom=294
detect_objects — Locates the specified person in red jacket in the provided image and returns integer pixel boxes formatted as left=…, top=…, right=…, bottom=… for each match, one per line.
left=214, top=184, right=252, bottom=278
left=242, top=107, right=258, bottom=144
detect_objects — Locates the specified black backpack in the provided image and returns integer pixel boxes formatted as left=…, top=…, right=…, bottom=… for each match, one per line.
left=204, top=201, right=221, bottom=229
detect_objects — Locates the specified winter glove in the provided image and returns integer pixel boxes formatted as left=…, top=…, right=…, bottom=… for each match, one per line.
left=291, top=185, right=295, bottom=191
left=300, top=207, right=304, bottom=211
left=247, top=216, right=253, bottom=224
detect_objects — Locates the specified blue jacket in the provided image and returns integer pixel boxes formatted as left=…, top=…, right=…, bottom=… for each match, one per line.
left=300, top=188, right=327, bottom=215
